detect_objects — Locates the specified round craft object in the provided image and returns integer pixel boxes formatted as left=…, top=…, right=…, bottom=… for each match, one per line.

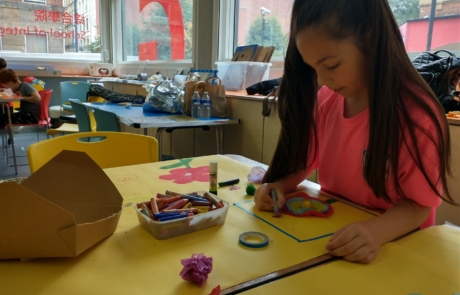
left=239, top=231, right=269, bottom=248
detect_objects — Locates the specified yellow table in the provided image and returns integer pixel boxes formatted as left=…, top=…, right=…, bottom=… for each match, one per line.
left=242, top=225, right=460, bottom=295
left=0, top=155, right=378, bottom=295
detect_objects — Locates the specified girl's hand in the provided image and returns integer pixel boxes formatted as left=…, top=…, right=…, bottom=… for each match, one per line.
left=325, top=221, right=382, bottom=264
left=254, top=183, right=286, bottom=211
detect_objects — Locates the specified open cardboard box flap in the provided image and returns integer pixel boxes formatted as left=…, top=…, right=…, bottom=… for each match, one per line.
left=0, top=150, right=123, bottom=259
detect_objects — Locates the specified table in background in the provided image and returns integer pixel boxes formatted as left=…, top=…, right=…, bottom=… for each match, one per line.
left=0, top=95, right=22, bottom=175
left=84, top=102, right=240, bottom=160
left=0, top=155, right=379, bottom=295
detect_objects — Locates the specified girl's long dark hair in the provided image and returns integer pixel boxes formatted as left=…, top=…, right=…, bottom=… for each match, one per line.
left=264, top=0, right=457, bottom=205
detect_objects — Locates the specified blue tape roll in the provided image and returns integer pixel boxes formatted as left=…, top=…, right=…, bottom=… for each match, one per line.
left=239, top=232, right=269, bottom=248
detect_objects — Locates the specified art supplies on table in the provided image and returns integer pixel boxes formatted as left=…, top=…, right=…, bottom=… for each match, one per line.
left=134, top=190, right=229, bottom=239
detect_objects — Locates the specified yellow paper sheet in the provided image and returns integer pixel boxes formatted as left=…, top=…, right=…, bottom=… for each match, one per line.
left=244, top=225, right=460, bottom=295
left=235, top=198, right=376, bottom=242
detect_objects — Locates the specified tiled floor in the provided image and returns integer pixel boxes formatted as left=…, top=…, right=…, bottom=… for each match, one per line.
left=0, top=127, right=47, bottom=180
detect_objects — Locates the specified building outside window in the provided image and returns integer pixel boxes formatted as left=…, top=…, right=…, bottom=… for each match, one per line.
left=234, top=0, right=460, bottom=60
left=0, top=0, right=101, bottom=61
left=120, top=0, right=193, bottom=61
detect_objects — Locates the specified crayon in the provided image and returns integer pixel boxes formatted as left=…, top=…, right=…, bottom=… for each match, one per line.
left=140, top=204, right=154, bottom=219
left=150, top=198, right=159, bottom=214
left=159, top=213, right=194, bottom=222
left=218, top=178, right=240, bottom=187
left=180, top=195, right=209, bottom=202
left=162, top=208, right=199, bottom=213
left=195, top=208, right=210, bottom=214
left=163, top=199, right=189, bottom=210
left=203, top=192, right=223, bottom=208
left=156, top=196, right=181, bottom=205
left=182, top=202, right=193, bottom=209
left=136, top=201, right=152, bottom=210
left=190, top=201, right=212, bottom=207
left=153, top=212, right=184, bottom=219
left=191, top=206, right=212, bottom=210
left=165, top=190, right=198, bottom=196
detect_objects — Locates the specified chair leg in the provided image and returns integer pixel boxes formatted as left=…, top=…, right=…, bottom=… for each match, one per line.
left=2, top=128, right=6, bottom=158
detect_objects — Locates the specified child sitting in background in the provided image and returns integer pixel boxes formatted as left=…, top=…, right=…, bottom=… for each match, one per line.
left=0, top=58, right=6, bottom=70
left=0, top=69, right=41, bottom=145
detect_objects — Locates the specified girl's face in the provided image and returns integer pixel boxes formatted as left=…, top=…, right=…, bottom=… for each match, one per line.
left=296, top=28, right=369, bottom=102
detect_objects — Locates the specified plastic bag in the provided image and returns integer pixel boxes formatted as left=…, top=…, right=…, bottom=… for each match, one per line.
left=143, top=80, right=185, bottom=114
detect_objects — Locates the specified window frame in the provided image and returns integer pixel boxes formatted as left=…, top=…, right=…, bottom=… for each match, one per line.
left=23, top=0, right=47, bottom=4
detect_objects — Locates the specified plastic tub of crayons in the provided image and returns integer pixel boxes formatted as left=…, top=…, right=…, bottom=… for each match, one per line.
left=134, top=191, right=230, bottom=240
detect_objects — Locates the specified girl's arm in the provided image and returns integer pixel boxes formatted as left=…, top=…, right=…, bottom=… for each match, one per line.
left=254, top=169, right=310, bottom=211
left=325, top=199, right=431, bottom=264
left=21, top=91, right=41, bottom=103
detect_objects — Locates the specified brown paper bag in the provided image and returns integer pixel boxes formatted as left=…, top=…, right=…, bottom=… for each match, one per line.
left=184, top=80, right=205, bottom=116
left=203, top=77, right=227, bottom=118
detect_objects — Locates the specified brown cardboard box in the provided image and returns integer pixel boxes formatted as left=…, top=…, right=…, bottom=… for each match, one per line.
left=0, top=150, right=123, bottom=259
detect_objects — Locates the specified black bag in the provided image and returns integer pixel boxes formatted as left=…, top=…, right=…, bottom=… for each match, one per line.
left=411, top=50, right=460, bottom=112
left=87, top=84, right=146, bottom=104
left=246, top=77, right=281, bottom=95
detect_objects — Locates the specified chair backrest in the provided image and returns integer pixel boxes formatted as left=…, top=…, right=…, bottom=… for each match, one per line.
left=60, top=81, right=90, bottom=104
left=69, top=99, right=92, bottom=132
left=27, top=131, right=159, bottom=173
left=38, top=89, right=53, bottom=123
left=92, top=108, right=121, bottom=132
left=88, top=96, right=106, bottom=103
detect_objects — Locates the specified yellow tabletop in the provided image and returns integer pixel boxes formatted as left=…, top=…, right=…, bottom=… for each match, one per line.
left=0, top=155, right=378, bottom=295
left=243, top=225, right=460, bottom=295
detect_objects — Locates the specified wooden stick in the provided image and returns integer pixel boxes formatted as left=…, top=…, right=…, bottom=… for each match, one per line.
left=220, top=253, right=340, bottom=295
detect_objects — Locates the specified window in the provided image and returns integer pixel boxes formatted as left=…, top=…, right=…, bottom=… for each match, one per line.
left=0, top=0, right=101, bottom=61
left=394, top=0, right=460, bottom=57
left=232, top=0, right=460, bottom=62
left=25, top=33, right=48, bottom=53
left=236, top=0, right=292, bottom=60
left=120, top=0, right=193, bottom=61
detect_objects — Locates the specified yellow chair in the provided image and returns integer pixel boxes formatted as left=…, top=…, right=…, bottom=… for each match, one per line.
left=46, top=100, right=97, bottom=136
left=27, top=131, right=159, bottom=173
left=88, top=96, right=106, bottom=103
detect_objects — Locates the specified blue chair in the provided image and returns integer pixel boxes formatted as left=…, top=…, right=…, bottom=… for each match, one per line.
left=91, top=108, right=121, bottom=132
left=68, top=99, right=96, bottom=133
left=47, top=98, right=95, bottom=137
left=49, top=81, right=90, bottom=120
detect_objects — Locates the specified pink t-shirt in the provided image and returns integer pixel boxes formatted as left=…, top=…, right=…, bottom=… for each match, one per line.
left=309, top=86, right=443, bottom=227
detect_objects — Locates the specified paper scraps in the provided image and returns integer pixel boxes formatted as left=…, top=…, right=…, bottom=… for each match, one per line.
left=180, top=253, right=213, bottom=288
left=247, top=166, right=266, bottom=183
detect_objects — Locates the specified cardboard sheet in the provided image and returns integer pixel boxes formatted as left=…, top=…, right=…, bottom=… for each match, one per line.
left=0, top=151, right=123, bottom=259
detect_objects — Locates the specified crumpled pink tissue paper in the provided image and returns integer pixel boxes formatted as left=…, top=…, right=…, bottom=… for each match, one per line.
left=180, top=253, right=213, bottom=287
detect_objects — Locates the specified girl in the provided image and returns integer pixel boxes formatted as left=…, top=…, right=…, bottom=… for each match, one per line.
left=0, top=69, right=41, bottom=144
left=254, top=0, right=458, bottom=264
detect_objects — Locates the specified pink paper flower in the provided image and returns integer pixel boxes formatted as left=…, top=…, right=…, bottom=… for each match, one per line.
left=180, top=253, right=213, bottom=287
left=159, top=166, right=209, bottom=184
